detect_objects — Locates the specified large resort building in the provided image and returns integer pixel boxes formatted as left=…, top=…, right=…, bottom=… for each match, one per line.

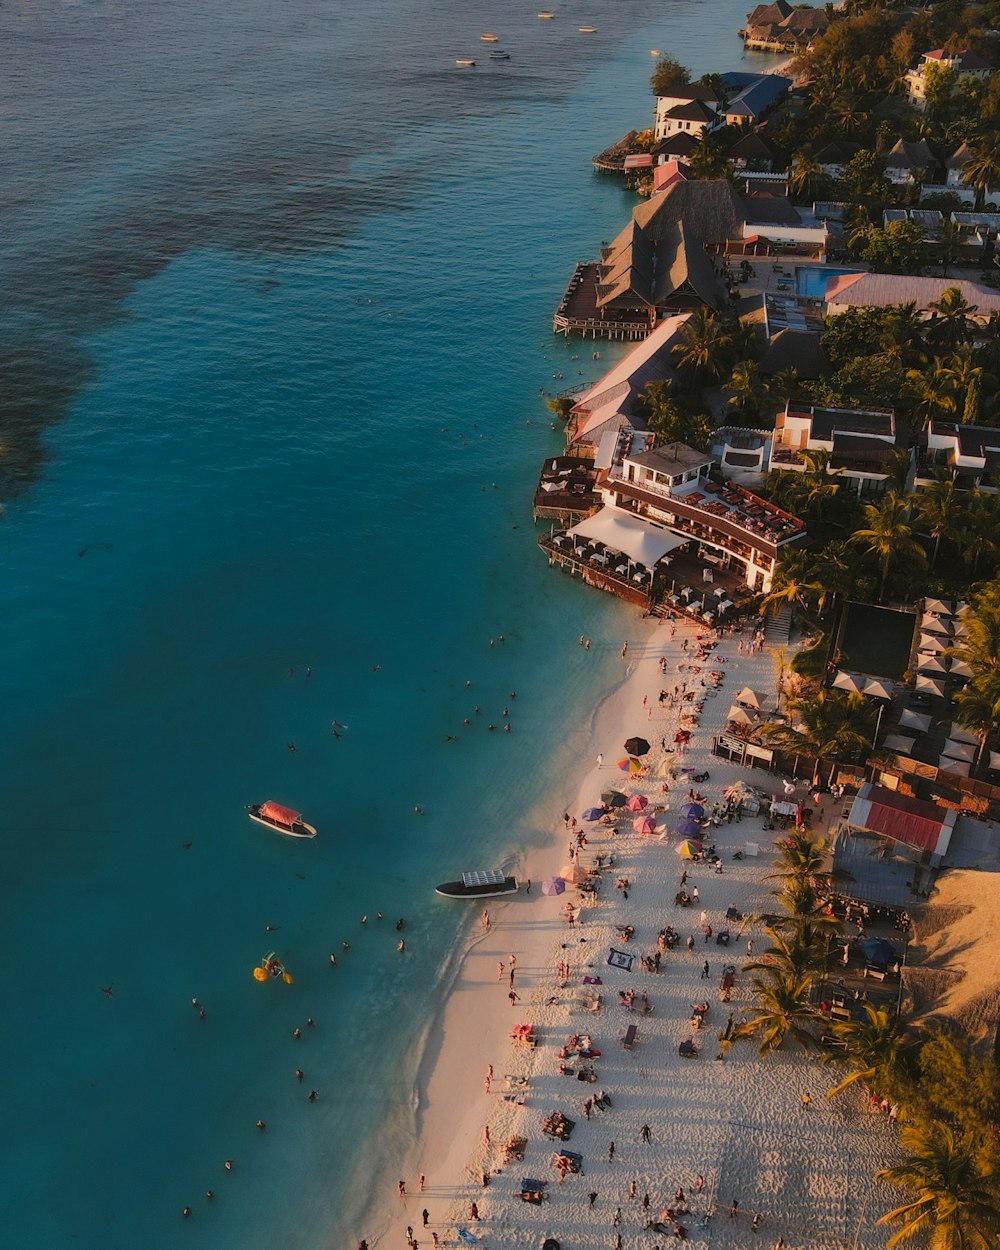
left=769, top=400, right=912, bottom=497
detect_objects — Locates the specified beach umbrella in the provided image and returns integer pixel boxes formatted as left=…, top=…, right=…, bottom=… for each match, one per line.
left=617, top=756, right=644, bottom=774
left=655, top=759, right=676, bottom=779
left=832, top=670, right=865, bottom=694
left=541, top=876, right=566, bottom=896
left=677, top=838, right=703, bottom=858
left=858, top=937, right=898, bottom=966
left=601, top=790, right=627, bottom=808
left=561, top=863, right=588, bottom=885
left=676, top=817, right=702, bottom=839
left=680, top=802, right=704, bottom=820
left=582, top=806, right=606, bottom=822
left=633, top=815, right=658, bottom=834
left=623, top=736, right=651, bottom=757
left=625, top=794, right=648, bottom=812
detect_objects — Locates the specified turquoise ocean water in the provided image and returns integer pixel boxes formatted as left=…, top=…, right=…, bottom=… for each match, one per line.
left=0, top=2, right=767, bottom=1245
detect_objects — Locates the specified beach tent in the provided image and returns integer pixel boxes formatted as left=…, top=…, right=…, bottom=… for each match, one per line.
left=833, top=670, right=866, bottom=693
left=727, top=705, right=756, bottom=726
left=942, top=740, right=976, bottom=763
left=634, top=815, right=658, bottom=834
left=919, top=634, right=948, bottom=653
left=858, top=937, right=900, bottom=966
left=676, top=839, right=703, bottom=858
left=917, top=656, right=948, bottom=676
left=863, top=677, right=895, bottom=700
left=899, top=708, right=932, bottom=733
left=735, top=688, right=766, bottom=709
left=625, top=794, right=648, bottom=811
left=924, top=597, right=952, bottom=615
left=950, top=723, right=978, bottom=745
left=883, top=733, right=916, bottom=754
left=915, top=675, right=948, bottom=697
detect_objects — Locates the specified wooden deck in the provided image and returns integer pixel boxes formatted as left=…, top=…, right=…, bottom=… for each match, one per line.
left=552, top=262, right=653, bottom=340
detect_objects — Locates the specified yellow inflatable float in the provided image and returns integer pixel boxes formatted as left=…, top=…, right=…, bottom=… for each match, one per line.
left=253, top=952, right=293, bottom=984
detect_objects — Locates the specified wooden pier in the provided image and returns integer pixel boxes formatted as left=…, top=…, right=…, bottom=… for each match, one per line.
left=552, top=262, right=653, bottom=341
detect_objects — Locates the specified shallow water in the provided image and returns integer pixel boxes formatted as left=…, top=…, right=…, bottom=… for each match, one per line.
left=0, top=2, right=766, bottom=1244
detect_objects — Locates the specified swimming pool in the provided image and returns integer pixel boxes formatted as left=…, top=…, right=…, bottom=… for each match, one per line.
left=796, top=266, right=863, bottom=299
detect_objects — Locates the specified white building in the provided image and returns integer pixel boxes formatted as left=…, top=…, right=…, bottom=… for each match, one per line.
left=905, top=48, right=992, bottom=111
left=770, top=400, right=911, bottom=496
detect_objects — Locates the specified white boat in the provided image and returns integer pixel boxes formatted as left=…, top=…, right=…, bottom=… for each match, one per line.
left=538, top=11, right=555, bottom=18
left=480, top=32, right=499, bottom=42
left=435, top=869, right=519, bottom=899
left=247, top=800, right=317, bottom=839
left=489, top=49, right=511, bottom=60
left=579, top=26, right=598, bottom=34
left=455, top=57, right=476, bottom=67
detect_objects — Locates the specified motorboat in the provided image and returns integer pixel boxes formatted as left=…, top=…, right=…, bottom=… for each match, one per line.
left=435, top=869, right=518, bottom=899
left=247, top=800, right=317, bottom=839
left=480, top=32, right=499, bottom=41
left=579, top=26, right=598, bottom=34
left=455, top=57, right=476, bottom=67
left=538, top=11, right=555, bottom=17
left=489, top=49, right=511, bottom=59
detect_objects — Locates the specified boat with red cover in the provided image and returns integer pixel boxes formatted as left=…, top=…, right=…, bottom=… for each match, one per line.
left=248, top=801, right=317, bottom=839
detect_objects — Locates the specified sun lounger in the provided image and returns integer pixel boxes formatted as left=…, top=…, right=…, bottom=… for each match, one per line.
left=621, top=1024, right=637, bottom=1050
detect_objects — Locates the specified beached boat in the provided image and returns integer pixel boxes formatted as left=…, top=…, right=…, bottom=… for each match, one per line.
left=435, top=869, right=518, bottom=899
left=247, top=800, right=317, bottom=839
left=455, top=57, right=476, bottom=67
left=480, top=32, right=499, bottom=42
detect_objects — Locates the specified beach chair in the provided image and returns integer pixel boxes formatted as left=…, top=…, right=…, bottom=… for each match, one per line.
left=518, top=1178, right=548, bottom=1203
left=620, top=1023, right=638, bottom=1050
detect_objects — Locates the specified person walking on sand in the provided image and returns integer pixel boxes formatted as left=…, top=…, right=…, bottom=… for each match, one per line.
left=729, top=1199, right=739, bottom=1220
left=701, top=960, right=710, bottom=979
left=608, top=1141, right=615, bottom=1162
left=640, top=1123, right=651, bottom=1143
left=398, top=1180, right=406, bottom=1199
left=419, top=1174, right=426, bottom=1192
left=483, top=1125, right=490, bottom=1146
left=481, top=909, right=490, bottom=929
left=747, top=938, right=754, bottom=957
left=695, top=1174, right=704, bottom=1195
left=497, top=961, right=504, bottom=981
left=508, top=990, right=519, bottom=1006
left=629, top=1180, right=637, bottom=1200
left=687, top=935, right=695, bottom=953
left=801, top=1092, right=811, bottom=1109
left=422, top=1209, right=429, bottom=1227
left=588, top=1191, right=598, bottom=1207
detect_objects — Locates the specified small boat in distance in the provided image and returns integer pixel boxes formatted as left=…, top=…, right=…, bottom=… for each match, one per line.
left=436, top=869, right=519, bottom=899
left=455, top=57, right=476, bottom=67
left=579, top=26, right=598, bottom=34
left=248, top=800, right=317, bottom=839
left=490, top=50, right=511, bottom=60
left=538, top=11, right=555, bottom=17
left=480, top=32, right=499, bottom=42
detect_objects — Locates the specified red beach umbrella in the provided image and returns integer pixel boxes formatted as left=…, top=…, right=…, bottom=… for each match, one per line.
left=625, top=795, right=648, bottom=812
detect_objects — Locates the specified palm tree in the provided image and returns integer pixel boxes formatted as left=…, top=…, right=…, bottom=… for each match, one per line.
left=724, top=359, right=766, bottom=421
left=798, top=448, right=842, bottom=520
left=849, top=491, right=927, bottom=601
left=671, top=307, right=734, bottom=381
left=745, top=927, right=827, bottom=981
left=913, top=474, right=960, bottom=569
left=759, top=549, right=825, bottom=620
left=766, top=366, right=800, bottom=405
left=770, top=829, right=831, bottom=884
left=938, top=345, right=992, bottom=420
left=764, top=689, right=877, bottom=784
left=962, top=138, right=1000, bottom=211
left=789, top=149, right=823, bottom=201
left=927, top=288, right=977, bottom=353
left=880, top=302, right=927, bottom=368
left=822, top=1004, right=913, bottom=1098
left=905, top=358, right=961, bottom=429
left=738, top=969, right=818, bottom=1055
left=877, top=1122, right=1000, bottom=1249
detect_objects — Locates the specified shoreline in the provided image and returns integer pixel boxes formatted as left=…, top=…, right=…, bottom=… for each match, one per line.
left=360, top=613, right=899, bottom=1249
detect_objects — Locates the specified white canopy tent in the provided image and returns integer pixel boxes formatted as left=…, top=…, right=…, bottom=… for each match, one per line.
left=735, top=688, right=767, bottom=709
left=949, top=658, right=974, bottom=679
left=566, top=507, right=688, bottom=568
left=900, top=708, right=932, bottom=733
left=938, top=757, right=970, bottom=777
left=950, top=723, right=978, bottom=745
left=863, top=677, right=895, bottom=700
left=917, top=656, right=948, bottom=676
left=883, top=733, right=916, bottom=754
left=915, top=674, right=948, bottom=696
left=921, top=613, right=952, bottom=635
left=924, top=597, right=952, bottom=614
left=919, top=634, right=948, bottom=653
left=727, top=705, right=757, bottom=726
left=942, top=740, right=976, bottom=763
left=833, top=670, right=865, bottom=693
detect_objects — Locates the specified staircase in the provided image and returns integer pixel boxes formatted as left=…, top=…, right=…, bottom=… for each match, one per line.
left=763, top=603, right=792, bottom=646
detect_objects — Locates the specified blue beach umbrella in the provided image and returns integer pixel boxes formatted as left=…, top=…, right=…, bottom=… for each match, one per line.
left=676, top=817, right=702, bottom=839
left=858, top=937, right=899, bottom=966
left=582, top=807, right=606, bottom=822
left=680, top=802, right=704, bottom=820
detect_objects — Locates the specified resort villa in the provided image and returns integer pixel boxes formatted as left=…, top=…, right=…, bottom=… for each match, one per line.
left=846, top=784, right=957, bottom=867
left=740, top=1, right=831, bottom=52
left=769, top=400, right=911, bottom=496
left=653, top=72, right=791, bottom=142
left=916, top=421, right=1000, bottom=493
left=905, top=48, right=993, bottom=111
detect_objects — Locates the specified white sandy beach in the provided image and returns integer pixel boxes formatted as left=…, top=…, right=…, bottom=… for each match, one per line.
left=362, top=616, right=898, bottom=1250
